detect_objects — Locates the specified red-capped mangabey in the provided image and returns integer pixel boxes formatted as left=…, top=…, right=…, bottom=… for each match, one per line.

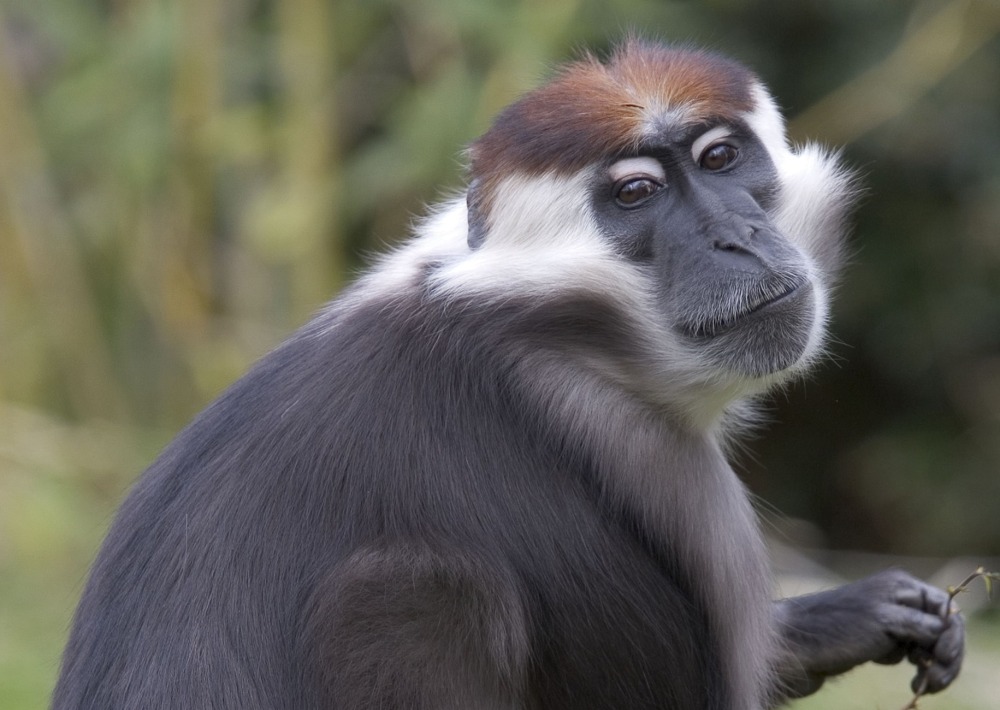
left=53, top=41, right=963, bottom=710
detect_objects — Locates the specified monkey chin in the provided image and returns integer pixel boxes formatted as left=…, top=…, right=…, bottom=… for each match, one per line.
left=699, top=281, right=818, bottom=380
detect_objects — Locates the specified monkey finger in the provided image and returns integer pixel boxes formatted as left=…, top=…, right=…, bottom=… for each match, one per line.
left=932, top=613, right=965, bottom=666
left=894, top=582, right=950, bottom=616
left=908, top=617, right=964, bottom=694
left=909, top=615, right=965, bottom=666
left=874, top=645, right=908, bottom=665
left=912, top=659, right=961, bottom=695
left=880, top=605, right=946, bottom=646
left=906, top=644, right=931, bottom=667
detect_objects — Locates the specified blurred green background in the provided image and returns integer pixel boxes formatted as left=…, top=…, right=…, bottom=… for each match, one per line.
left=1, top=0, right=998, bottom=707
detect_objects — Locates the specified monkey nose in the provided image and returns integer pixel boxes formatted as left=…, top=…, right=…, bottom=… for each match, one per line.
left=709, top=224, right=765, bottom=267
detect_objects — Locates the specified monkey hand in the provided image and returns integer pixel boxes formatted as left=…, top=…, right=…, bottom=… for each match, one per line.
left=772, top=568, right=964, bottom=700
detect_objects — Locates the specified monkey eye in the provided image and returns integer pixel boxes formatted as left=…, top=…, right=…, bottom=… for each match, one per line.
left=699, top=143, right=739, bottom=171
left=614, top=177, right=662, bottom=207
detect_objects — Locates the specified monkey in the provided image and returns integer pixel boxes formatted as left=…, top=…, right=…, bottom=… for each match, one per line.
left=53, top=40, right=964, bottom=710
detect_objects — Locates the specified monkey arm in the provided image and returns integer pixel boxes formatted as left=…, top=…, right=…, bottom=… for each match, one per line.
left=769, top=568, right=964, bottom=703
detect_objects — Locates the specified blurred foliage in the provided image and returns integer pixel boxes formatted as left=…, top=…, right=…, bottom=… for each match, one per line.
left=1, top=0, right=999, bottom=707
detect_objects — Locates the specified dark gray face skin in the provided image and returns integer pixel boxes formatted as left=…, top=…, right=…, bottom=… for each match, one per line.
left=590, top=122, right=816, bottom=377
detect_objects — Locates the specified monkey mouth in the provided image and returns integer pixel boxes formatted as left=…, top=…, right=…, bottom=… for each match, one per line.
left=680, top=279, right=809, bottom=339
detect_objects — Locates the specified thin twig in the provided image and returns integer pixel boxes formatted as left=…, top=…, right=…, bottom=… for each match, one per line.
left=899, top=566, right=1000, bottom=709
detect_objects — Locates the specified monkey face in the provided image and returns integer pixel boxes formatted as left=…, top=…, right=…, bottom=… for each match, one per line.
left=589, top=122, right=820, bottom=378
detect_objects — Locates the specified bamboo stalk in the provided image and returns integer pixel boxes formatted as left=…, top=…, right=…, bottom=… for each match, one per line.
left=0, top=21, right=129, bottom=421
left=276, top=0, right=341, bottom=315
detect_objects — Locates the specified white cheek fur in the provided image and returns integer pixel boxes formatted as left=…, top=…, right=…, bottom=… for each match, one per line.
left=743, top=82, right=854, bottom=278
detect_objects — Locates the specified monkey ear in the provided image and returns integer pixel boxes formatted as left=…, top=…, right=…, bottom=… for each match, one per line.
left=466, top=179, right=488, bottom=249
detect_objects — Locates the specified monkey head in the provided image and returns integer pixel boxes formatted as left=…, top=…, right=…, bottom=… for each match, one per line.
left=383, top=41, right=854, bottom=426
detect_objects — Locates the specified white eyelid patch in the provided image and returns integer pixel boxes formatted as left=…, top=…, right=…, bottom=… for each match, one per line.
left=691, top=126, right=734, bottom=162
left=609, top=156, right=665, bottom=183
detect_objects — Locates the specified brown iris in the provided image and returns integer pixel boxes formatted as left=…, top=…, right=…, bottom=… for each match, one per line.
left=699, top=143, right=739, bottom=171
left=614, top=177, right=661, bottom=206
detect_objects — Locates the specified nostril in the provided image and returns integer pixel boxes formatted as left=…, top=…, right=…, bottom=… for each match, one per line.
left=710, top=238, right=765, bottom=272
left=713, top=240, right=749, bottom=253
